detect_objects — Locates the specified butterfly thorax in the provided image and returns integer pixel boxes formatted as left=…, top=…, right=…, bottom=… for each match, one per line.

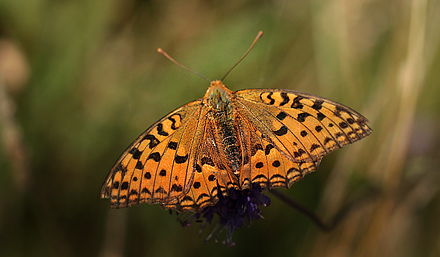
left=203, top=81, right=242, bottom=172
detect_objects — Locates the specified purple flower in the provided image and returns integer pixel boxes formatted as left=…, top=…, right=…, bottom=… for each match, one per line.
left=178, top=183, right=270, bottom=246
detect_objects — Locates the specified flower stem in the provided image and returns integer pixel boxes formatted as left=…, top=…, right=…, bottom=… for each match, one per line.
left=269, top=189, right=377, bottom=232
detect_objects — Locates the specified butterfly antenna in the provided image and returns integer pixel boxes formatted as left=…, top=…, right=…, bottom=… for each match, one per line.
left=157, top=48, right=211, bottom=83
left=221, top=31, right=263, bottom=82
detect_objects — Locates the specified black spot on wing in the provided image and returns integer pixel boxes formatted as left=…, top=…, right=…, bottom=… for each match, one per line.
left=310, top=144, right=321, bottom=152
left=272, top=160, right=281, bottom=167
left=130, top=148, right=142, bottom=159
left=168, top=115, right=179, bottom=130
left=293, top=148, right=307, bottom=158
left=135, top=161, right=144, bottom=169
left=171, top=184, right=183, bottom=192
left=273, top=125, right=288, bottom=136
left=269, top=174, right=285, bottom=180
left=194, top=164, right=202, bottom=173
left=141, top=187, right=151, bottom=194
left=280, top=92, right=290, bottom=106
left=265, top=144, right=274, bottom=155
left=291, top=96, right=304, bottom=109
left=286, top=167, right=299, bottom=175
left=266, top=92, right=275, bottom=105
left=323, top=137, right=333, bottom=145
left=347, top=131, right=356, bottom=138
left=180, top=195, right=193, bottom=202
left=251, top=174, right=268, bottom=182
left=311, top=100, right=323, bottom=111
left=117, top=164, right=127, bottom=179
left=193, top=182, right=201, bottom=189
left=142, top=134, right=160, bottom=148
left=168, top=141, right=178, bottom=150
left=196, top=193, right=211, bottom=202
left=297, top=113, right=311, bottom=122
left=334, top=106, right=346, bottom=117
left=335, top=132, right=345, bottom=138
left=276, top=111, right=287, bottom=120
left=155, top=187, right=166, bottom=194
left=156, top=123, right=169, bottom=136
left=175, top=154, right=189, bottom=164
left=148, top=152, right=161, bottom=162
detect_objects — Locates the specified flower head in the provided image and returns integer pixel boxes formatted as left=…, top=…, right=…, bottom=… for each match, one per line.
left=179, top=183, right=270, bottom=246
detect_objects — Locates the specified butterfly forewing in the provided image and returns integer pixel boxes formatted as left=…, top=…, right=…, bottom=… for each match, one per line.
left=100, top=100, right=205, bottom=208
left=235, top=89, right=372, bottom=161
left=235, top=98, right=322, bottom=163
left=143, top=107, right=201, bottom=203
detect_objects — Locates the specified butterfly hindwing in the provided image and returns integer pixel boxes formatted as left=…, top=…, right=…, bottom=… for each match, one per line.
left=162, top=116, right=238, bottom=212
left=236, top=112, right=321, bottom=190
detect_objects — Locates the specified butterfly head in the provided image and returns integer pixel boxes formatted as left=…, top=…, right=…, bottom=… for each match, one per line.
left=203, top=80, right=233, bottom=110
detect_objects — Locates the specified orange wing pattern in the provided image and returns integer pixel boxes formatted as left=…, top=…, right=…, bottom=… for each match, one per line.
left=235, top=89, right=371, bottom=161
left=100, top=101, right=206, bottom=208
left=101, top=85, right=372, bottom=212
left=235, top=112, right=322, bottom=190
left=162, top=113, right=239, bottom=212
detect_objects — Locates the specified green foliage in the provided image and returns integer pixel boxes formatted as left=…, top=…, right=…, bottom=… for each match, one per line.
left=1, top=0, right=439, bottom=256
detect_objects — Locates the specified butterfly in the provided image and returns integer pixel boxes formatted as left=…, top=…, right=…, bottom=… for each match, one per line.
left=100, top=31, right=372, bottom=212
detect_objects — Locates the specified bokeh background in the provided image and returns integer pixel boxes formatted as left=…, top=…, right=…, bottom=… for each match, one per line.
left=1, top=0, right=439, bottom=256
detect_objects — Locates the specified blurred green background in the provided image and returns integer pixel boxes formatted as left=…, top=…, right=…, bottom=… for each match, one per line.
left=1, top=0, right=439, bottom=256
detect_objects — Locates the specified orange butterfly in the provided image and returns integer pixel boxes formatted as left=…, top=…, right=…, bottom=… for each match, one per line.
left=100, top=31, right=372, bottom=212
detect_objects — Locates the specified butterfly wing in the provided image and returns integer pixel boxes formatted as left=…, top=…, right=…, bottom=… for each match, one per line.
left=235, top=110, right=322, bottom=190
left=162, top=112, right=240, bottom=212
left=235, top=88, right=372, bottom=164
left=100, top=100, right=207, bottom=209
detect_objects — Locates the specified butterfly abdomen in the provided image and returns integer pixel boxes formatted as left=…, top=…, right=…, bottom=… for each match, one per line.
left=216, top=119, right=242, bottom=171
left=205, top=81, right=242, bottom=172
